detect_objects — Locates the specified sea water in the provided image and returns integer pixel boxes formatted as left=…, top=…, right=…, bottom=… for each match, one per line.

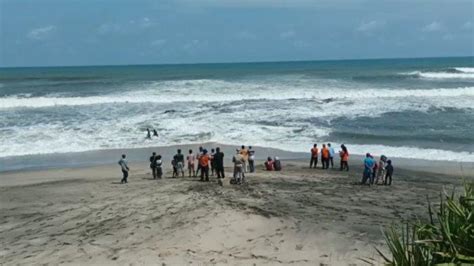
left=1, top=57, right=473, bottom=163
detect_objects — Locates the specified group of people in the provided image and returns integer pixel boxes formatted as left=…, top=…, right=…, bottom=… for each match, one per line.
left=146, top=128, right=159, bottom=139
left=310, top=143, right=349, bottom=171
left=146, top=145, right=260, bottom=185
left=361, top=153, right=394, bottom=186
left=264, top=157, right=282, bottom=171
left=118, top=142, right=394, bottom=186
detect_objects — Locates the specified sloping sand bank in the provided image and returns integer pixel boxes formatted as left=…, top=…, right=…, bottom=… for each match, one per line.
left=1, top=157, right=468, bottom=265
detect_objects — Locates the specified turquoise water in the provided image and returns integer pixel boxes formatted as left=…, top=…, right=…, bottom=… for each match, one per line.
left=1, top=57, right=473, bottom=163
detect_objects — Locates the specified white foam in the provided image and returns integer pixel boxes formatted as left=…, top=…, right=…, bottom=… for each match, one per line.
left=455, top=67, right=474, bottom=73
left=405, top=71, right=474, bottom=79
left=0, top=79, right=473, bottom=109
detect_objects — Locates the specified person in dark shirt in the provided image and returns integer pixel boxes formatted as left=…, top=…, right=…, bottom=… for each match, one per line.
left=213, top=147, right=225, bottom=180
left=153, top=129, right=159, bottom=137
left=273, top=157, right=282, bottom=171
left=384, top=160, right=394, bottom=185
left=149, top=152, right=157, bottom=179
left=173, top=149, right=185, bottom=177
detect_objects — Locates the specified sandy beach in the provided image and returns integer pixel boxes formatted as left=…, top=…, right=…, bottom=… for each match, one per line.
left=1, top=144, right=472, bottom=265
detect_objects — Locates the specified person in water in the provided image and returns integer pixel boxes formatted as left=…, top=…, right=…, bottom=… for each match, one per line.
left=187, top=149, right=196, bottom=177
left=146, top=128, right=151, bottom=139
left=155, top=155, right=163, bottom=179
left=118, top=154, right=130, bottom=184
left=199, top=149, right=210, bottom=182
left=310, top=144, right=319, bottom=168
left=361, top=153, right=375, bottom=185
left=328, top=143, right=335, bottom=169
left=265, top=157, right=274, bottom=171
left=384, top=160, right=394, bottom=185
left=173, top=149, right=185, bottom=178
left=339, top=144, right=349, bottom=171
left=273, top=156, right=282, bottom=171
left=248, top=146, right=255, bottom=173
left=153, top=129, right=159, bottom=137
left=214, top=147, right=225, bottom=179
left=149, top=152, right=158, bottom=179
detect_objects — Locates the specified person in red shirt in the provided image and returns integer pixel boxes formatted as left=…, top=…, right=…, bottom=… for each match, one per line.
left=321, top=144, right=330, bottom=169
left=264, top=157, right=274, bottom=171
left=310, top=144, right=319, bottom=168
left=339, top=144, right=349, bottom=171
left=199, top=149, right=210, bottom=182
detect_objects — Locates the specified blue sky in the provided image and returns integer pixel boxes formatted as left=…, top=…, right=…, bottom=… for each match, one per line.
left=1, top=0, right=473, bottom=67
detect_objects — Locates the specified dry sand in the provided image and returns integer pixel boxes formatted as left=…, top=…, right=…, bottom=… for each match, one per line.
left=1, top=151, right=471, bottom=265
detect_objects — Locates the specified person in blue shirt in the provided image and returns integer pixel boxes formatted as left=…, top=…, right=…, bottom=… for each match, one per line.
left=361, top=153, right=375, bottom=185
left=328, top=143, right=335, bottom=169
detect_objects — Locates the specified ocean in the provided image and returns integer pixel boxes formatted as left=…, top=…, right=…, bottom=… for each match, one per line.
left=1, top=57, right=474, bottom=164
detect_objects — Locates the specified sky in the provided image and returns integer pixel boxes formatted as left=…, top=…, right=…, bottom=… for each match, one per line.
left=0, top=0, right=473, bottom=67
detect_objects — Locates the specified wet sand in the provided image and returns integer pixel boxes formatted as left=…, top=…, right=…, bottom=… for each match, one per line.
left=1, top=145, right=472, bottom=265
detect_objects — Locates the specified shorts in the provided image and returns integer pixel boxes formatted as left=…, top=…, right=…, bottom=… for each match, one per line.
left=176, top=162, right=184, bottom=172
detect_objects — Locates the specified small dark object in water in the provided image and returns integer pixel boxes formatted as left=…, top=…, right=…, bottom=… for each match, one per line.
left=322, top=98, right=335, bottom=103
left=164, top=110, right=176, bottom=114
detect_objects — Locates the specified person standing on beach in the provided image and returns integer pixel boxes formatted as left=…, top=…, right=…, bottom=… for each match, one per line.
left=195, top=146, right=204, bottom=177
left=248, top=146, right=256, bottom=173
left=199, top=149, right=210, bottom=181
left=384, top=160, right=394, bottom=185
left=361, top=153, right=375, bottom=185
left=155, top=155, right=163, bottom=179
left=214, top=147, right=225, bottom=179
left=173, top=149, right=185, bottom=177
left=339, top=144, right=349, bottom=171
left=232, top=150, right=244, bottom=184
left=210, top=148, right=216, bottom=176
left=187, top=149, right=196, bottom=177
left=239, top=145, right=249, bottom=173
left=310, top=144, right=319, bottom=168
left=328, top=143, right=335, bottom=169
left=321, top=144, right=330, bottom=169
left=149, top=152, right=158, bottom=179
left=118, top=154, right=130, bottom=184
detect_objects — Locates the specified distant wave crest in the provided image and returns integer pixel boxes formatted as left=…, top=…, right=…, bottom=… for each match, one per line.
left=1, top=79, right=473, bottom=109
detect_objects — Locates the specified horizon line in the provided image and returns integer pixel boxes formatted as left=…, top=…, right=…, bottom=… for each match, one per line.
left=1, top=55, right=473, bottom=69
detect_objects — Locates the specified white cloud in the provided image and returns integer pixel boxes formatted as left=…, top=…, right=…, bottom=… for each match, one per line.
left=422, top=21, right=443, bottom=32
left=356, top=20, right=384, bottom=33
left=27, top=25, right=56, bottom=40
left=280, top=30, right=295, bottom=39
left=462, top=21, right=473, bottom=30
